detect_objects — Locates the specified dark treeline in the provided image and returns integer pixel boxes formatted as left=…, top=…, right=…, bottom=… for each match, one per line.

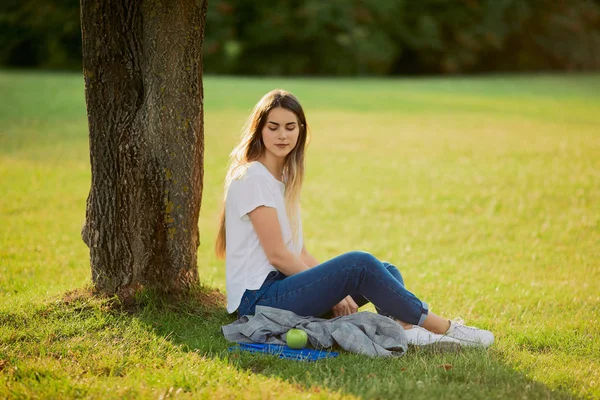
left=1, top=0, right=599, bottom=75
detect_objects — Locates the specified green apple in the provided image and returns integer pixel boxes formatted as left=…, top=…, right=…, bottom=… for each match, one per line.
left=286, top=328, right=308, bottom=349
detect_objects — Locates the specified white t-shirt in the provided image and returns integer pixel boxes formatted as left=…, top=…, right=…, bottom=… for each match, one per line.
left=225, top=161, right=303, bottom=313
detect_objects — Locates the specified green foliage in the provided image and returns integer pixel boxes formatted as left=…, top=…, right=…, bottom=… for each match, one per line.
left=1, top=71, right=600, bottom=398
left=0, top=0, right=81, bottom=69
left=1, top=0, right=599, bottom=74
left=191, top=0, right=600, bottom=74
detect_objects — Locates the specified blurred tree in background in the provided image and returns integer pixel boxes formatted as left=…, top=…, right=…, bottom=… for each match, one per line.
left=1, top=0, right=599, bottom=75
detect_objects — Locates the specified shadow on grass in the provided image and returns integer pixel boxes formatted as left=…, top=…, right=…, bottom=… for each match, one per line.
left=0, top=287, right=578, bottom=400
left=127, top=289, right=582, bottom=399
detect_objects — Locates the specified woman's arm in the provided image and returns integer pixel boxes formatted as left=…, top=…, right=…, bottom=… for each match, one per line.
left=300, top=245, right=319, bottom=268
left=248, top=206, right=309, bottom=276
left=249, top=206, right=358, bottom=315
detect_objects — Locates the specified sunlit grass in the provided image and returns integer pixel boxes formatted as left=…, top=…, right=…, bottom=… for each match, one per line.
left=0, top=70, right=599, bottom=399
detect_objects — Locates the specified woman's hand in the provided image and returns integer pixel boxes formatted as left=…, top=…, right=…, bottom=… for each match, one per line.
left=332, top=296, right=359, bottom=317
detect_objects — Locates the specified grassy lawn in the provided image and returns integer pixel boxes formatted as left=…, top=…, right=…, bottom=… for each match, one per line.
left=1, top=70, right=599, bottom=399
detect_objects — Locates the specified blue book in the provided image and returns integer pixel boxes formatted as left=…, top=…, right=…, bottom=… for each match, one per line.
left=228, top=343, right=339, bottom=362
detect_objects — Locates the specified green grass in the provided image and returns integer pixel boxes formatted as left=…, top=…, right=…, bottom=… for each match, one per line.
left=1, top=70, right=599, bottom=399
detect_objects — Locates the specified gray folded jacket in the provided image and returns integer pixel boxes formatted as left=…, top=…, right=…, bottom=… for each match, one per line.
left=222, top=306, right=408, bottom=357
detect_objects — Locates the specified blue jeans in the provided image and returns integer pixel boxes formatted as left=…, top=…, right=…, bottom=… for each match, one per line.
left=237, top=251, right=429, bottom=326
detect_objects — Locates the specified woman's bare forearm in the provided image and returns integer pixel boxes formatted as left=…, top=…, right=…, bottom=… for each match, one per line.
left=300, top=251, right=319, bottom=268
left=270, top=249, right=310, bottom=276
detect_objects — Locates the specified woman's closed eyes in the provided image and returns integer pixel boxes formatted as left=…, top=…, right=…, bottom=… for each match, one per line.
left=268, top=123, right=296, bottom=131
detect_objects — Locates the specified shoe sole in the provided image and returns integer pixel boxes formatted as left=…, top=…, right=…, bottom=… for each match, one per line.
left=408, top=341, right=462, bottom=352
left=452, top=340, right=493, bottom=348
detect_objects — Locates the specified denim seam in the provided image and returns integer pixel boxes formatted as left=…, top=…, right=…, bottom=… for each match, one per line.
left=258, top=264, right=357, bottom=303
left=370, top=269, right=428, bottom=323
left=259, top=261, right=426, bottom=322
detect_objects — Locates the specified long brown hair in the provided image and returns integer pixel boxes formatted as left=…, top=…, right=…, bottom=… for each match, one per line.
left=215, top=89, right=309, bottom=259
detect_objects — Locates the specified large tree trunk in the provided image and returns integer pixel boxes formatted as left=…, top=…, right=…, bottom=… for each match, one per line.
left=80, top=0, right=207, bottom=296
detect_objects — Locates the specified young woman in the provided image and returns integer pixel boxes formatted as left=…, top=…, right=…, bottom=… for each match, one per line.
left=216, top=89, right=494, bottom=348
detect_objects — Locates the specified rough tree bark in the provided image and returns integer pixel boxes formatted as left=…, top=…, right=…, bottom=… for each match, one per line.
left=80, top=0, right=207, bottom=296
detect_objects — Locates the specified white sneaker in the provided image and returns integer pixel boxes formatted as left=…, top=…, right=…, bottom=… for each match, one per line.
left=404, top=326, right=462, bottom=349
left=445, top=318, right=494, bottom=347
